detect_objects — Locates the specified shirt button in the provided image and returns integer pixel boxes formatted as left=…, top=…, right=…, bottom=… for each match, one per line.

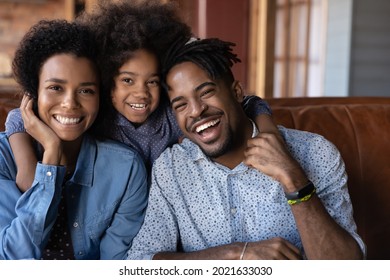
left=46, top=171, right=52, bottom=177
left=73, top=222, right=79, bottom=228
left=231, top=208, right=237, bottom=215
left=78, top=251, right=83, bottom=255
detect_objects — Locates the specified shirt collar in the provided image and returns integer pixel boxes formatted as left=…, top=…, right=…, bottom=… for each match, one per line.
left=250, top=119, right=259, bottom=138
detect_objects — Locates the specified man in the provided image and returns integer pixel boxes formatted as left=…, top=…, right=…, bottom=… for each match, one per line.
left=126, top=38, right=365, bottom=259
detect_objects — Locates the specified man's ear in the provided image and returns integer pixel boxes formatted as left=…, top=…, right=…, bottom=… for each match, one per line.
left=231, top=80, right=244, bottom=102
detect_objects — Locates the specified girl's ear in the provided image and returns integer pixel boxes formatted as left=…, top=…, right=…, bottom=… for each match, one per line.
left=231, top=80, right=244, bottom=102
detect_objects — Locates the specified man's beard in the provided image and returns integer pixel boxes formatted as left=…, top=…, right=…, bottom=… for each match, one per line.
left=199, top=126, right=233, bottom=159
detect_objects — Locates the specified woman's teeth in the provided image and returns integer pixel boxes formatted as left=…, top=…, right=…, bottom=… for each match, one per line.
left=54, top=115, right=81, bottom=125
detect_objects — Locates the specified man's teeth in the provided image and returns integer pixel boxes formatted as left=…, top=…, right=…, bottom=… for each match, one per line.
left=55, top=115, right=81, bottom=125
left=195, top=119, right=220, bottom=133
left=130, top=103, right=147, bottom=110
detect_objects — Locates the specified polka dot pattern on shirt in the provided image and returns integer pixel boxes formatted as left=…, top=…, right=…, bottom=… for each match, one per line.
left=127, top=127, right=365, bottom=259
left=41, top=192, right=74, bottom=260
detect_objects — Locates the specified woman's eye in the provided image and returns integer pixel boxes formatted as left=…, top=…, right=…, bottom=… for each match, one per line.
left=48, top=85, right=61, bottom=91
left=79, top=88, right=95, bottom=95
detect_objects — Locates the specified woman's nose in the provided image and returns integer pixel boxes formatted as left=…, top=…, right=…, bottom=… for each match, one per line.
left=61, top=92, right=80, bottom=109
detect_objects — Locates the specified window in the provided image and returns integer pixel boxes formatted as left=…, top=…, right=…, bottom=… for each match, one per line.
left=274, top=0, right=326, bottom=97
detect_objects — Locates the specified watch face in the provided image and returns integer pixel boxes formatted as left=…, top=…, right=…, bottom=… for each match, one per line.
left=284, top=181, right=315, bottom=200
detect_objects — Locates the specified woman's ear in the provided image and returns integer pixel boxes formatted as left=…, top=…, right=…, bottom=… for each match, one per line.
left=231, top=80, right=244, bottom=102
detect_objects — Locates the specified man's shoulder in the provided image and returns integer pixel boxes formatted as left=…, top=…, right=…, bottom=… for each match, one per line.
left=279, top=126, right=341, bottom=163
left=279, top=126, right=334, bottom=147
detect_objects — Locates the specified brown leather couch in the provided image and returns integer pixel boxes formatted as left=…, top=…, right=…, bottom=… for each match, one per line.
left=268, top=97, right=390, bottom=259
left=0, top=91, right=389, bottom=259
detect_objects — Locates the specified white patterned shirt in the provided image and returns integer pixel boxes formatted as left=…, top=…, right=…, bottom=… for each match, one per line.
left=126, top=126, right=366, bottom=259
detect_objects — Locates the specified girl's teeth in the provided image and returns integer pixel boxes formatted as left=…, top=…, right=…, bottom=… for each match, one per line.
left=130, top=104, right=146, bottom=110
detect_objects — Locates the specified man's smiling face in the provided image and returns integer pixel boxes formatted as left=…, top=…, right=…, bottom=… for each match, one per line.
left=166, top=61, right=245, bottom=159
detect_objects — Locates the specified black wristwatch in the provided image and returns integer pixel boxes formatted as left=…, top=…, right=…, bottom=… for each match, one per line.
left=284, top=181, right=315, bottom=200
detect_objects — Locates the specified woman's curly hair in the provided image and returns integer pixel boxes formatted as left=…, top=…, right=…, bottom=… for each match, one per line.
left=77, top=0, right=192, bottom=112
left=12, top=19, right=99, bottom=99
left=12, top=19, right=103, bottom=136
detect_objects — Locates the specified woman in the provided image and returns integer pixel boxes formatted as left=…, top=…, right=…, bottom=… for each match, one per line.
left=0, top=19, right=148, bottom=260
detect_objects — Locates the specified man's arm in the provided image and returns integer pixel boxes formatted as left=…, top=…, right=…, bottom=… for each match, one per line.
left=154, top=238, right=302, bottom=260
left=244, top=132, right=363, bottom=259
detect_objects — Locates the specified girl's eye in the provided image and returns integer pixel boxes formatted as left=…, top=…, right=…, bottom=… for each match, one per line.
left=122, top=78, right=133, bottom=84
left=147, top=79, right=160, bottom=87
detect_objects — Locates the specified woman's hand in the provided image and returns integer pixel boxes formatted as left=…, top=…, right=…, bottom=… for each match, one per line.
left=20, top=95, right=62, bottom=166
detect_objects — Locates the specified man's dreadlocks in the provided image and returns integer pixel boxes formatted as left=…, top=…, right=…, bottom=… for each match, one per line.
left=161, top=37, right=241, bottom=87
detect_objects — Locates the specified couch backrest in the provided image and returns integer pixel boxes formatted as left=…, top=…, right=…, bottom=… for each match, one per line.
left=267, top=97, right=390, bottom=259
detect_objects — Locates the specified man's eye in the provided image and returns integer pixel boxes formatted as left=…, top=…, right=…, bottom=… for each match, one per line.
left=174, top=103, right=187, bottom=112
left=201, top=89, right=214, bottom=97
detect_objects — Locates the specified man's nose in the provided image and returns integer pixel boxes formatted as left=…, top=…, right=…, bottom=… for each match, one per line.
left=189, top=100, right=208, bottom=118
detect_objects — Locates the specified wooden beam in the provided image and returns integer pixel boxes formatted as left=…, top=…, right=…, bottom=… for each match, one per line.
left=248, top=0, right=276, bottom=98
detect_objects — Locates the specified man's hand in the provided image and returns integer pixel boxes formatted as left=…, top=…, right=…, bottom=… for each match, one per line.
left=243, top=238, right=302, bottom=260
left=243, top=133, right=308, bottom=192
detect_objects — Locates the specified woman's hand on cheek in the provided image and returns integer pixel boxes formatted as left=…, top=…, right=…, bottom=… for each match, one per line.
left=20, top=94, right=62, bottom=165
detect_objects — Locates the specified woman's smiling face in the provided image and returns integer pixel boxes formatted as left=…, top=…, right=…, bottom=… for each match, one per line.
left=37, top=54, right=100, bottom=142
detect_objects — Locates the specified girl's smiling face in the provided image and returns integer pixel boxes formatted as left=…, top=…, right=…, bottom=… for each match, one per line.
left=111, top=49, right=160, bottom=125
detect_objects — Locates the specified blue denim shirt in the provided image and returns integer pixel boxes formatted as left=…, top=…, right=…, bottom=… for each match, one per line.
left=0, top=132, right=148, bottom=260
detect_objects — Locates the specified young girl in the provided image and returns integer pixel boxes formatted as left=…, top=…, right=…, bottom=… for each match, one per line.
left=1, top=19, right=148, bottom=259
left=6, top=0, right=278, bottom=189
